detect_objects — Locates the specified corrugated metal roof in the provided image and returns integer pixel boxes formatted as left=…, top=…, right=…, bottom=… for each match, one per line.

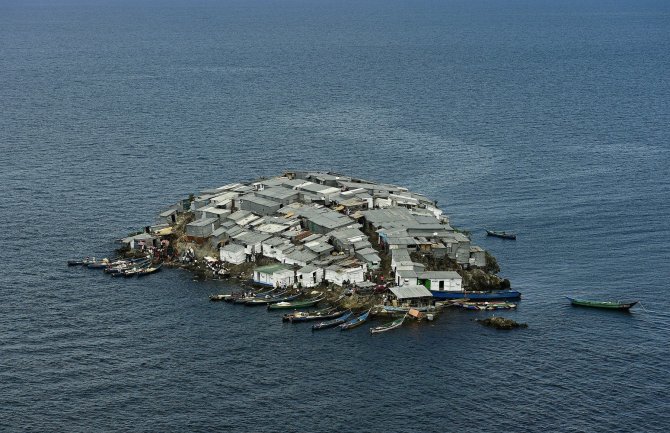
left=390, top=285, right=432, bottom=299
left=417, top=271, right=462, bottom=280
left=221, top=243, right=245, bottom=253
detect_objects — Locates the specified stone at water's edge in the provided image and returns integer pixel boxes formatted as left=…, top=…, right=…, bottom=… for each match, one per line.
left=476, top=316, right=528, bottom=330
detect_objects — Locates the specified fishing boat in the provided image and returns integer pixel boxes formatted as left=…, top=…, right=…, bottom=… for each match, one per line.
left=566, top=297, right=638, bottom=310
left=234, top=289, right=286, bottom=304
left=486, top=229, right=516, bottom=240
left=209, top=294, right=234, bottom=302
left=267, top=296, right=324, bottom=310
left=136, top=263, right=162, bottom=277
left=454, top=301, right=517, bottom=310
left=379, top=305, right=439, bottom=314
left=67, top=258, right=95, bottom=266
left=245, top=293, right=301, bottom=306
left=285, top=309, right=348, bottom=323
left=86, top=259, right=112, bottom=269
left=312, top=311, right=354, bottom=331
left=340, top=309, right=371, bottom=331
left=370, top=314, right=406, bottom=334
left=105, top=258, right=150, bottom=274
left=431, top=290, right=521, bottom=301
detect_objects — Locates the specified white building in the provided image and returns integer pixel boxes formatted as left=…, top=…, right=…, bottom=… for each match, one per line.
left=417, top=271, right=462, bottom=292
left=219, top=243, right=246, bottom=265
left=253, top=264, right=295, bottom=288
left=297, top=265, right=323, bottom=288
left=324, top=264, right=366, bottom=286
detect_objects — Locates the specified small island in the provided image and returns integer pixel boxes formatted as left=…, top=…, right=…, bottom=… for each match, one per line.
left=76, top=171, right=521, bottom=330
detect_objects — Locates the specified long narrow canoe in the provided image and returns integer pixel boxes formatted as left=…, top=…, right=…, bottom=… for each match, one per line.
left=286, top=309, right=348, bottom=323
left=340, top=309, right=371, bottom=331
left=486, top=229, right=516, bottom=240
left=454, top=301, right=517, bottom=311
left=136, top=264, right=162, bottom=277
left=235, top=290, right=288, bottom=304
left=567, top=297, right=638, bottom=310
left=267, top=296, right=324, bottom=310
left=312, top=311, right=354, bottom=331
left=245, top=293, right=301, bottom=306
left=431, top=290, right=521, bottom=301
left=370, top=314, right=406, bottom=334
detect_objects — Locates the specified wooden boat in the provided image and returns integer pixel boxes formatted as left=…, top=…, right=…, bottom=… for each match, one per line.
left=244, top=293, right=300, bottom=306
left=67, top=259, right=93, bottom=266
left=455, top=301, right=517, bottom=311
left=431, top=290, right=521, bottom=301
left=486, top=229, right=516, bottom=240
left=370, top=314, right=406, bottom=334
left=566, top=297, right=638, bottom=310
left=105, top=259, right=150, bottom=274
left=86, top=259, right=112, bottom=269
left=340, top=309, right=371, bottom=331
left=285, top=309, right=347, bottom=323
left=267, top=296, right=324, bottom=310
left=234, top=289, right=286, bottom=304
left=209, top=294, right=234, bottom=302
left=312, top=311, right=354, bottom=331
left=136, top=264, right=162, bottom=277
left=379, top=305, right=439, bottom=314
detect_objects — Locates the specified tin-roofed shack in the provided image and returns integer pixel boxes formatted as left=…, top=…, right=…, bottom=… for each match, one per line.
left=137, top=171, right=508, bottom=297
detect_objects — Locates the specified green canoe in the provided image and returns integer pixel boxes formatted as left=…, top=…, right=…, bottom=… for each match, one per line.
left=566, top=297, right=638, bottom=310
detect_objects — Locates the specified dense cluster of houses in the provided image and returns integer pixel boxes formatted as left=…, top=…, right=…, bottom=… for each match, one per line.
left=124, top=171, right=490, bottom=293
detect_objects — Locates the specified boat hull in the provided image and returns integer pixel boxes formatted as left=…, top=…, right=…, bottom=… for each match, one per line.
left=312, top=312, right=353, bottom=331
left=288, top=310, right=346, bottom=323
left=486, top=230, right=516, bottom=240
left=431, top=290, right=521, bottom=300
left=567, top=297, right=638, bottom=310
left=267, top=298, right=322, bottom=310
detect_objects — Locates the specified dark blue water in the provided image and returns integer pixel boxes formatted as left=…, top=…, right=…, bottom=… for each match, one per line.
left=2, top=1, right=669, bottom=431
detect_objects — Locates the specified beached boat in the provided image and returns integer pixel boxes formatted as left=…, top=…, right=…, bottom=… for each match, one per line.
left=486, top=229, right=516, bottom=240
left=312, top=311, right=354, bottom=331
left=370, top=314, right=406, bottom=334
left=431, top=290, right=521, bottom=301
left=340, top=309, right=371, bottom=331
left=267, top=296, right=324, bottom=310
left=234, top=289, right=286, bottom=304
left=285, top=309, right=348, bottom=323
left=379, top=305, right=439, bottom=314
left=136, top=264, right=162, bottom=277
left=567, top=297, right=638, bottom=310
left=86, top=259, right=112, bottom=269
left=245, top=293, right=300, bottom=306
left=105, top=258, right=150, bottom=274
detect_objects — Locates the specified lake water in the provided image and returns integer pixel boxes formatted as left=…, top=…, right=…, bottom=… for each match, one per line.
left=1, top=1, right=669, bottom=431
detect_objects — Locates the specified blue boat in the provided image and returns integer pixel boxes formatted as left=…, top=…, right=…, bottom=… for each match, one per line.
left=312, top=311, right=353, bottom=331
left=431, top=290, right=521, bottom=301
left=340, top=309, right=371, bottom=331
